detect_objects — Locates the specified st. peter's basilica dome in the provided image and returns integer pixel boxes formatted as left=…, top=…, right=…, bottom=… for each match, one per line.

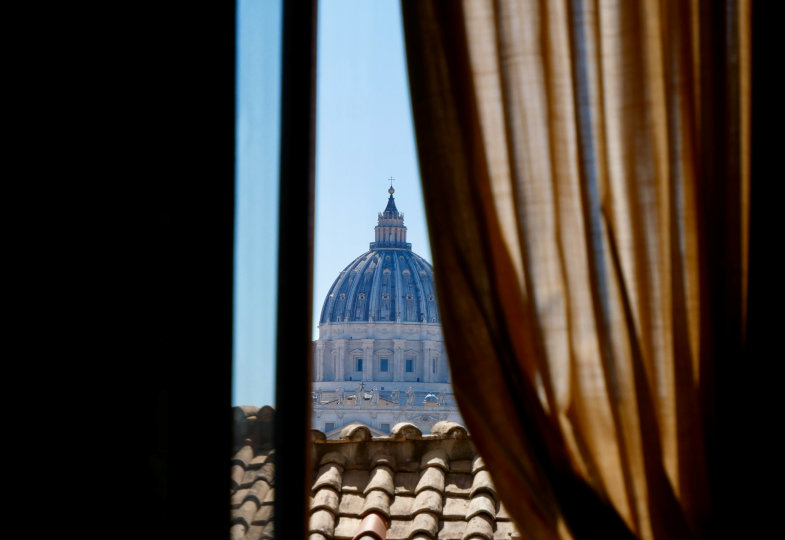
left=319, top=187, right=440, bottom=325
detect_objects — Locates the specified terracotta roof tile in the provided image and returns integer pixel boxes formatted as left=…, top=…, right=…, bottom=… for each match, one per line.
left=430, top=421, right=469, bottom=439
left=413, top=488, right=443, bottom=514
left=314, top=462, right=344, bottom=492
left=230, top=523, right=247, bottom=540
left=231, top=487, right=250, bottom=508
left=339, top=423, right=372, bottom=441
left=261, top=519, right=274, bottom=539
left=233, top=444, right=255, bottom=467
left=370, top=450, right=396, bottom=468
left=338, top=492, right=365, bottom=516
left=416, top=466, right=446, bottom=494
left=240, top=466, right=259, bottom=489
left=387, top=519, right=412, bottom=539
left=444, top=472, right=473, bottom=496
left=393, top=472, right=419, bottom=495
left=390, top=422, right=422, bottom=439
left=442, top=497, right=469, bottom=519
left=364, top=465, right=395, bottom=497
left=321, top=451, right=348, bottom=467
left=230, top=463, right=246, bottom=489
left=469, top=470, right=496, bottom=499
left=252, top=500, right=274, bottom=526
left=389, top=495, right=414, bottom=518
left=312, top=487, right=340, bottom=514
left=246, top=523, right=266, bottom=540
left=231, top=406, right=523, bottom=540
left=309, top=508, right=337, bottom=536
left=232, top=498, right=259, bottom=527
left=334, top=516, right=362, bottom=539
left=439, top=519, right=468, bottom=540
left=341, top=469, right=370, bottom=494
left=420, top=448, right=449, bottom=471
left=411, top=511, right=440, bottom=537
left=256, top=460, right=275, bottom=485
left=361, top=489, right=391, bottom=518
left=249, top=453, right=268, bottom=467
left=463, top=514, right=494, bottom=540
left=466, top=492, right=495, bottom=521
left=247, top=477, right=272, bottom=506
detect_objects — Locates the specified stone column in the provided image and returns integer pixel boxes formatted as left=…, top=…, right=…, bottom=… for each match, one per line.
left=334, top=339, right=346, bottom=381
left=393, top=339, right=405, bottom=381
left=423, top=340, right=437, bottom=383
left=362, top=339, right=374, bottom=381
left=315, top=341, right=325, bottom=381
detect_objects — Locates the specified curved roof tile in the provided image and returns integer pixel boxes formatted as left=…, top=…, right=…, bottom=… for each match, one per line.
left=231, top=406, right=520, bottom=540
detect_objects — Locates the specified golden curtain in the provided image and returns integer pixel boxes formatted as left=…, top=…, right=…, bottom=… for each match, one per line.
left=402, top=1, right=750, bottom=539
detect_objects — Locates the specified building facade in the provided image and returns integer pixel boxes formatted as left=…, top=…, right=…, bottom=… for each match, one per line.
left=312, top=187, right=463, bottom=437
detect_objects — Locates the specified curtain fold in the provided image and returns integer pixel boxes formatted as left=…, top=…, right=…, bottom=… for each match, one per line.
left=401, top=1, right=749, bottom=539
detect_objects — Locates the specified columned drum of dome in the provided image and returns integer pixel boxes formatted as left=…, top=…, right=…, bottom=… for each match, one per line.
left=312, top=187, right=463, bottom=438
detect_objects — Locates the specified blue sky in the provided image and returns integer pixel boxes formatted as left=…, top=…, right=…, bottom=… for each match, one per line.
left=233, top=0, right=429, bottom=407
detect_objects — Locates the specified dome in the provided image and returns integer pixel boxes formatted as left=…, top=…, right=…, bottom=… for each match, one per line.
left=319, top=248, right=439, bottom=324
left=319, top=188, right=440, bottom=325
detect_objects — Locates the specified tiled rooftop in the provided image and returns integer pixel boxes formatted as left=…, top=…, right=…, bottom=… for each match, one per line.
left=231, top=406, right=522, bottom=540
left=231, top=406, right=275, bottom=540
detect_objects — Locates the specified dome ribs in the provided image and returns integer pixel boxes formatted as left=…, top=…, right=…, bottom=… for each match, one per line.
left=392, top=253, right=403, bottom=322
left=320, top=250, right=441, bottom=325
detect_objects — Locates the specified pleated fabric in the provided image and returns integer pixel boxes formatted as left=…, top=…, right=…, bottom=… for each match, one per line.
left=401, top=1, right=750, bottom=538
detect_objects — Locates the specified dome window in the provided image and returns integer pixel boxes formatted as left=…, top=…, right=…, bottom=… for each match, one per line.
left=402, top=269, right=410, bottom=275
left=339, top=293, right=346, bottom=299
left=380, top=358, right=389, bottom=372
left=428, top=295, right=434, bottom=301
left=406, top=294, right=413, bottom=300
left=358, top=293, right=366, bottom=300
left=382, top=293, right=390, bottom=300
